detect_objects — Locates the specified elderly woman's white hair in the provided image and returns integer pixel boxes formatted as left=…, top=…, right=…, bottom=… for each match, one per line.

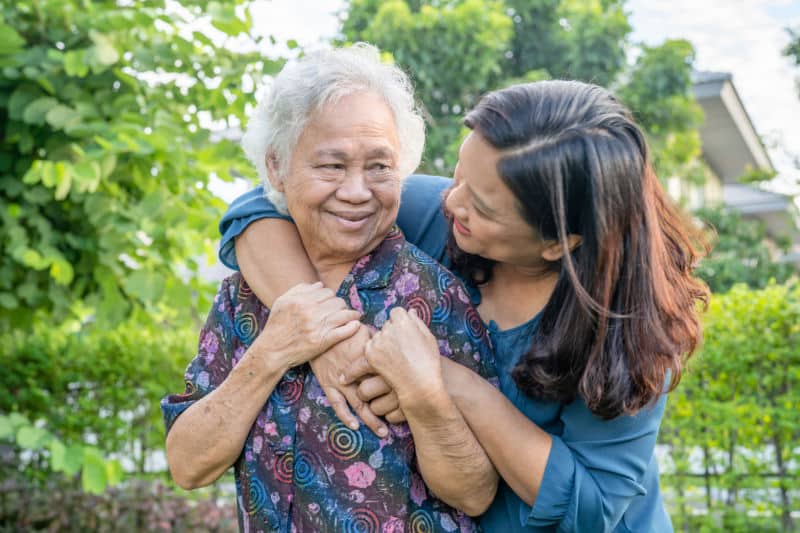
left=241, top=43, right=426, bottom=213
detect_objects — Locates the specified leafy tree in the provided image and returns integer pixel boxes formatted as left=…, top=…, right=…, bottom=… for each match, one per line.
left=696, top=207, right=794, bottom=294
left=0, top=0, right=280, bottom=330
left=339, top=0, right=702, bottom=178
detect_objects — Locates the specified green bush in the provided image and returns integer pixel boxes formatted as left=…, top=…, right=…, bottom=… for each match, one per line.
left=0, top=317, right=194, bottom=465
left=661, top=281, right=800, bottom=532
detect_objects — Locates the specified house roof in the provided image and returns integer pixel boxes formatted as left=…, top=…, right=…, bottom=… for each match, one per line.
left=692, top=71, right=774, bottom=182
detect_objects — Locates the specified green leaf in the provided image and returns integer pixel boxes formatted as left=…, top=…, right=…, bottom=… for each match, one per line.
left=0, top=293, right=18, bottom=309
left=49, top=439, right=67, bottom=472
left=21, top=249, right=49, bottom=270
left=0, top=22, right=25, bottom=55
left=62, top=444, right=84, bottom=477
left=0, top=415, right=13, bottom=439
left=46, top=104, right=81, bottom=131
left=89, top=31, right=119, bottom=67
left=53, top=162, right=72, bottom=200
left=63, top=50, right=89, bottom=77
left=124, top=270, right=165, bottom=303
left=16, top=425, right=48, bottom=450
left=81, top=447, right=107, bottom=494
left=50, top=259, right=75, bottom=285
left=105, top=459, right=123, bottom=486
left=22, top=97, right=59, bottom=125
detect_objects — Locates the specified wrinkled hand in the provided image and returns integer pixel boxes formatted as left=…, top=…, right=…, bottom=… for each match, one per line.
left=362, top=307, right=445, bottom=410
left=357, top=375, right=406, bottom=425
left=310, top=325, right=391, bottom=437
left=253, top=282, right=361, bottom=370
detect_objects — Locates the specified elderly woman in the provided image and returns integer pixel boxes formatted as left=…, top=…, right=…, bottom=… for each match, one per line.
left=162, top=44, right=497, bottom=532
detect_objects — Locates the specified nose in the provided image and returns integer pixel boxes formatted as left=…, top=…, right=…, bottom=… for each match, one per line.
left=444, top=182, right=467, bottom=219
left=336, top=171, right=372, bottom=204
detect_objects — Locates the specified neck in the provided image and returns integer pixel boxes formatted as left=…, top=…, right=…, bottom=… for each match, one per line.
left=477, top=262, right=559, bottom=330
left=316, top=262, right=354, bottom=291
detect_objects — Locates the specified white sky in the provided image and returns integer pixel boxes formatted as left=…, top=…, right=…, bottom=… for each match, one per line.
left=230, top=0, right=800, bottom=197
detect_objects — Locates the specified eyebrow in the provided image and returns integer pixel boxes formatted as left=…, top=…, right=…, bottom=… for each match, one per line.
left=312, top=147, right=396, bottom=161
left=313, top=149, right=349, bottom=159
left=466, top=182, right=496, bottom=215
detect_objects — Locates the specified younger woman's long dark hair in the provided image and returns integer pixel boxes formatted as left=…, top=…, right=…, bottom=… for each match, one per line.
left=449, top=80, right=709, bottom=419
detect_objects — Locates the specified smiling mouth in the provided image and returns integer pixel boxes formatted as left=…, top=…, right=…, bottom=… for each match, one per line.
left=453, top=217, right=471, bottom=236
left=328, top=211, right=374, bottom=229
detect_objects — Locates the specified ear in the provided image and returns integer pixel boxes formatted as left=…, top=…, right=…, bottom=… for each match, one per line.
left=265, top=152, right=285, bottom=193
left=541, top=234, right=582, bottom=262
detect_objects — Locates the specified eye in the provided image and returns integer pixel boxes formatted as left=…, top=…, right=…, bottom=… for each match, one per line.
left=319, top=163, right=345, bottom=170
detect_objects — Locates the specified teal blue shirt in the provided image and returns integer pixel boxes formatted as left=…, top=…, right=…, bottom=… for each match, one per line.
left=219, top=175, right=673, bottom=532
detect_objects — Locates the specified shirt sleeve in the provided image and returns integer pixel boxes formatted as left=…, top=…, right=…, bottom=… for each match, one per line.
left=217, top=174, right=452, bottom=270
left=160, top=278, right=237, bottom=434
left=218, top=186, right=292, bottom=270
left=523, top=394, right=667, bottom=532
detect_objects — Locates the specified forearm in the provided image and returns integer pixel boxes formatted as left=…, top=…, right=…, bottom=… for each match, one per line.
left=165, top=350, right=287, bottom=489
left=402, top=388, right=499, bottom=516
left=235, top=218, right=319, bottom=307
left=442, top=358, right=552, bottom=506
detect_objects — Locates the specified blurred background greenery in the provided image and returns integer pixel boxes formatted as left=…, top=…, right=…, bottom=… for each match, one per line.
left=1, top=0, right=798, bottom=531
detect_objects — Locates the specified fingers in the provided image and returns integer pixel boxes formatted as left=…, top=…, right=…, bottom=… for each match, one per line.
left=357, top=375, right=392, bottom=402
left=341, top=387, right=388, bottom=438
left=339, top=355, right=374, bottom=385
left=320, top=320, right=361, bottom=353
left=324, top=386, right=359, bottom=431
left=369, top=392, right=400, bottom=417
left=385, top=408, right=406, bottom=425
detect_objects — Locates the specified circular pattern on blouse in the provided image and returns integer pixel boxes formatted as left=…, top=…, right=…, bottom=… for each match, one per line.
left=273, top=450, right=294, bottom=484
left=344, top=508, right=380, bottom=533
left=431, top=291, right=452, bottom=323
left=275, top=377, right=303, bottom=406
left=246, top=476, right=269, bottom=515
left=408, top=509, right=434, bottom=533
left=238, top=281, right=253, bottom=299
left=406, top=296, right=432, bottom=326
left=409, top=246, right=437, bottom=265
left=326, top=422, right=363, bottom=460
left=234, top=312, right=258, bottom=344
left=437, top=271, right=453, bottom=293
left=294, top=449, right=319, bottom=487
left=465, top=307, right=484, bottom=342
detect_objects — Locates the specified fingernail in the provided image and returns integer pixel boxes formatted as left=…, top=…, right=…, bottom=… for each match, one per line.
left=349, top=422, right=359, bottom=430
left=378, top=427, right=388, bottom=437
left=339, top=373, right=346, bottom=384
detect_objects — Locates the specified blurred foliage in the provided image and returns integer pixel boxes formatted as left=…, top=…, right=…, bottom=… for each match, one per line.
left=0, top=318, right=193, bottom=461
left=696, top=207, right=794, bottom=294
left=0, top=0, right=282, bottom=331
left=661, top=281, right=800, bottom=532
left=0, top=476, right=237, bottom=531
left=0, top=412, right=123, bottom=495
left=785, top=26, right=800, bottom=73
left=339, top=0, right=703, bottom=179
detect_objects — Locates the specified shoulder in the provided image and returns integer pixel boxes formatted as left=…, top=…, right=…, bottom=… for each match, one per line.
left=216, top=273, right=270, bottom=343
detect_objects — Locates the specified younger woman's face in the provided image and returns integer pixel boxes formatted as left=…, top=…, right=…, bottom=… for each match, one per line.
left=444, top=131, right=555, bottom=269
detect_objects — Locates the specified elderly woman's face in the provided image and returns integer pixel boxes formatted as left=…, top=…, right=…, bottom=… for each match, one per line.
left=277, top=91, right=402, bottom=264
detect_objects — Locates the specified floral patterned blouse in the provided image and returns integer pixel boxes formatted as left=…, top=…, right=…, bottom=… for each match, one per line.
left=161, top=226, right=497, bottom=533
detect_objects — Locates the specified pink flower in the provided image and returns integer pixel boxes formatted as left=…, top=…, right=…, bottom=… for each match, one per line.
left=395, top=273, right=419, bottom=297
left=200, top=330, right=219, bottom=355
left=410, top=472, right=427, bottom=505
left=343, top=462, right=376, bottom=488
left=382, top=517, right=404, bottom=533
